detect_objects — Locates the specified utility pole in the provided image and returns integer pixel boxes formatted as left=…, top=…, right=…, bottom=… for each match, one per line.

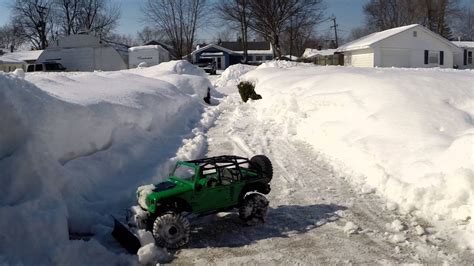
left=330, top=16, right=339, bottom=48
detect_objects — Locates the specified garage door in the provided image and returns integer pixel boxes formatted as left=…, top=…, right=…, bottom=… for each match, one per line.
left=381, top=49, right=410, bottom=68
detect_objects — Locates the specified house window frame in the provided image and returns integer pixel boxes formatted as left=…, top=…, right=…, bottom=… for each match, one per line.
left=413, top=31, right=417, bottom=37
left=468, top=51, right=473, bottom=65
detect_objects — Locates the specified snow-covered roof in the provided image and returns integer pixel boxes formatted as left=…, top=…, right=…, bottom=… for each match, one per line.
left=452, top=41, right=474, bottom=48
left=129, top=45, right=167, bottom=52
left=302, top=48, right=336, bottom=58
left=0, top=56, right=24, bottom=64
left=338, top=24, right=419, bottom=52
left=191, top=43, right=273, bottom=56
left=0, top=50, right=43, bottom=62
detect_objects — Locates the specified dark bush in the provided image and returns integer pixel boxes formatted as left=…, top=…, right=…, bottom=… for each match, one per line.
left=238, top=81, right=262, bottom=102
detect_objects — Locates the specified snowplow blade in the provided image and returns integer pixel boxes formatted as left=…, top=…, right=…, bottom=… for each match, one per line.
left=111, top=216, right=141, bottom=254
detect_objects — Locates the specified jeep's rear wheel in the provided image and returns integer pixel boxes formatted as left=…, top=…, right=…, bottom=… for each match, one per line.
left=250, top=155, right=273, bottom=181
left=152, top=213, right=190, bottom=248
left=239, top=193, right=269, bottom=225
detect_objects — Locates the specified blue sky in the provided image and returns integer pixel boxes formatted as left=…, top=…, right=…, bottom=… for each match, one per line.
left=1, top=0, right=472, bottom=41
left=0, top=0, right=366, bottom=39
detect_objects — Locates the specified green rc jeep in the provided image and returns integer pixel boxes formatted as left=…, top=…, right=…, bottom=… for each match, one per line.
left=113, top=155, right=272, bottom=252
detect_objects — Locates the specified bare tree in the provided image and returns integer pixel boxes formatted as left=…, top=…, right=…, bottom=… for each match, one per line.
left=216, top=0, right=251, bottom=62
left=137, top=26, right=165, bottom=44
left=452, top=8, right=474, bottom=40
left=143, top=0, right=208, bottom=58
left=53, top=0, right=120, bottom=36
left=0, top=23, right=26, bottom=51
left=11, top=0, right=54, bottom=49
left=363, top=0, right=459, bottom=39
left=247, top=0, right=325, bottom=58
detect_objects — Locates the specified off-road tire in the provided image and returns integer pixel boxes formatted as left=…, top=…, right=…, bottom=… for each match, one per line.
left=152, top=213, right=190, bottom=248
left=250, top=155, right=273, bottom=180
left=239, top=193, right=269, bottom=225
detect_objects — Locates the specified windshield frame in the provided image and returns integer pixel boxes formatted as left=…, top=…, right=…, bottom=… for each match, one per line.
left=171, top=162, right=197, bottom=182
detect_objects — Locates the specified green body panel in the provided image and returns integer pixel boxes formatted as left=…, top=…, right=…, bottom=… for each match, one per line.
left=140, top=160, right=267, bottom=215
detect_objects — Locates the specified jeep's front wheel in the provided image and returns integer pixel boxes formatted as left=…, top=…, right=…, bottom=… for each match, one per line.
left=239, top=193, right=269, bottom=225
left=152, top=213, right=190, bottom=248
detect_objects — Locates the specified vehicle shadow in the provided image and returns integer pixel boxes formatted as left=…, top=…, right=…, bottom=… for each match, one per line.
left=186, top=203, right=347, bottom=249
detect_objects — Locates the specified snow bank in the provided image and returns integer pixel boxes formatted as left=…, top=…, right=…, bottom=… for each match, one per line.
left=148, top=59, right=206, bottom=76
left=214, top=64, right=257, bottom=88
left=242, top=66, right=474, bottom=247
left=0, top=61, right=211, bottom=264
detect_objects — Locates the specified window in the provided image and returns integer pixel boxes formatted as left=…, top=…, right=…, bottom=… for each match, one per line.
left=35, top=64, right=43, bottom=71
left=255, top=56, right=263, bottom=61
left=428, top=51, right=438, bottom=64
left=439, top=51, right=444, bottom=65
left=413, top=31, right=417, bottom=37
left=27, top=65, right=34, bottom=72
left=468, top=51, right=473, bottom=64
left=265, top=56, right=273, bottom=60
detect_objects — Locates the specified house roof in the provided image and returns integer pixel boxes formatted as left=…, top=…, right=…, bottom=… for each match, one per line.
left=219, top=41, right=271, bottom=51
left=452, top=41, right=474, bottom=48
left=190, top=41, right=273, bottom=56
left=0, top=50, right=43, bottom=62
left=338, top=24, right=461, bottom=53
left=338, top=24, right=418, bottom=52
left=302, top=48, right=336, bottom=58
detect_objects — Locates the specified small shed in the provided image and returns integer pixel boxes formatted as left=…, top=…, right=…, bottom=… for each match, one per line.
left=37, top=34, right=127, bottom=71
left=452, top=41, right=474, bottom=69
left=128, top=45, right=170, bottom=68
left=337, top=24, right=462, bottom=68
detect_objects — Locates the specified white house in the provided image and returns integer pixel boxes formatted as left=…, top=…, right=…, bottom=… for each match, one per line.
left=452, top=41, right=474, bottom=69
left=337, top=24, right=462, bottom=68
left=0, top=50, right=43, bottom=72
left=128, top=44, right=170, bottom=68
left=37, top=34, right=127, bottom=71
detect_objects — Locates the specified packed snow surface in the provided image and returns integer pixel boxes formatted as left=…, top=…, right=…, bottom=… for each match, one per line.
left=0, top=61, right=212, bottom=264
left=242, top=63, right=474, bottom=247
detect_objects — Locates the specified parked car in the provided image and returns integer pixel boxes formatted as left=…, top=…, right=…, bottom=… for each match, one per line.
left=26, top=62, right=66, bottom=72
left=195, top=58, right=216, bottom=75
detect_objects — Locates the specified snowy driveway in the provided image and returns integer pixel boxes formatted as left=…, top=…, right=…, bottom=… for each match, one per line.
left=171, top=79, right=474, bottom=264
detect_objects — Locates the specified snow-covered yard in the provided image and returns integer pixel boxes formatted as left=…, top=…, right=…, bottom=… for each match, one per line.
left=0, top=61, right=473, bottom=264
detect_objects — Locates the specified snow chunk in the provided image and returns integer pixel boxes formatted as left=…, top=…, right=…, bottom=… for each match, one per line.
left=389, top=233, right=407, bottom=244
left=12, top=68, right=25, bottom=79
left=137, top=243, right=172, bottom=264
left=343, top=221, right=360, bottom=235
left=415, top=225, right=426, bottom=236
left=387, top=219, right=407, bottom=232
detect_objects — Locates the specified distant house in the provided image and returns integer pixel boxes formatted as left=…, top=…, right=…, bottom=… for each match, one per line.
left=37, top=34, right=127, bottom=71
left=337, top=24, right=462, bottom=68
left=452, top=41, right=474, bottom=69
left=0, top=50, right=43, bottom=72
left=128, top=44, right=170, bottom=68
left=190, top=41, right=273, bottom=70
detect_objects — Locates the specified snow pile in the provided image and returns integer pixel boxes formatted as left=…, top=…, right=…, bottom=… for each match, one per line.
left=0, top=61, right=211, bottom=264
left=214, top=64, right=257, bottom=88
left=242, top=66, right=474, bottom=247
left=151, top=60, right=206, bottom=76
left=301, top=48, right=336, bottom=58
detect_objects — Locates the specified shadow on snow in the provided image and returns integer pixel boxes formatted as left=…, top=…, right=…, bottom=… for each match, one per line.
left=186, top=203, right=347, bottom=249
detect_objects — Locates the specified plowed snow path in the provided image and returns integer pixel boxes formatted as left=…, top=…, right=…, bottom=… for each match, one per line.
left=173, top=94, right=474, bottom=264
